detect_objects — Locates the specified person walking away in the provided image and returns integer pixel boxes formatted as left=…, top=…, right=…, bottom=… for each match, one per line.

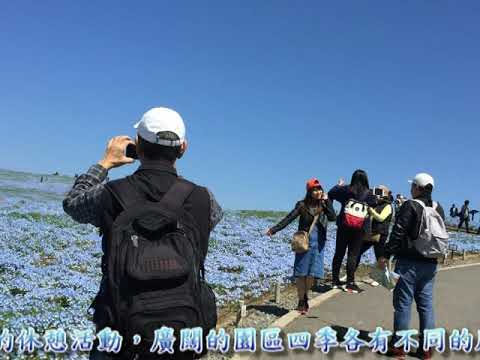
left=379, top=173, right=447, bottom=360
left=355, top=185, right=393, bottom=287
left=328, top=169, right=377, bottom=294
left=449, top=203, right=458, bottom=218
left=470, top=209, right=478, bottom=221
left=63, top=107, right=223, bottom=360
left=458, top=200, right=470, bottom=233
left=266, top=178, right=335, bottom=314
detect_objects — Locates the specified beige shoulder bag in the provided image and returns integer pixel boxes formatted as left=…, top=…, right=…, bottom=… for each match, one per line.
left=291, top=211, right=320, bottom=254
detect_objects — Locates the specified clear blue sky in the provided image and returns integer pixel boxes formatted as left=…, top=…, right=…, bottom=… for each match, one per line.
left=1, top=1, right=479, bottom=211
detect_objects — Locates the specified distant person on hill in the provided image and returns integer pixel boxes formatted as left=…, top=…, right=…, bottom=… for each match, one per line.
left=266, top=178, right=336, bottom=314
left=470, top=209, right=478, bottom=221
left=355, top=185, right=393, bottom=287
left=458, top=200, right=470, bottom=233
left=328, top=169, right=377, bottom=294
left=380, top=173, right=446, bottom=360
left=449, top=203, right=458, bottom=218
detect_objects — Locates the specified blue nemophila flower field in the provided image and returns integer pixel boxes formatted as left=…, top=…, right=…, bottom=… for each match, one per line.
left=0, top=169, right=479, bottom=358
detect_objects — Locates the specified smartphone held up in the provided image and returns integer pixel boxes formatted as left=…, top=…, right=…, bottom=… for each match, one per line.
left=126, top=143, right=138, bottom=160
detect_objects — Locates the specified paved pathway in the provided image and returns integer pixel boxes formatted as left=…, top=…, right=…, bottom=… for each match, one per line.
left=247, top=264, right=480, bottom=359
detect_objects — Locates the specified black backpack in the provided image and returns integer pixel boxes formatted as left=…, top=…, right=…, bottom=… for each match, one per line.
left=104, top=178, right=217, bottom=358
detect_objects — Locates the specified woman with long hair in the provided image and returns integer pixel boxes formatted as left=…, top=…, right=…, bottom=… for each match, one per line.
left=328, top=169, right=377, bottom=293
left=266, top=178, right=336, bottom=314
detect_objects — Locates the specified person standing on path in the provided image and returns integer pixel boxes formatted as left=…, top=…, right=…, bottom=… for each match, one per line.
left=449, top=203, right=458, bottom=218
left=380, top=173, right=446, bottom=360
left=458, top=200, right=470, bottom=233
left=355, top=185, right=393, bottom=286
left=266, top=178, right=336, bottom=314
left=328, top=169, right=377, bottom=294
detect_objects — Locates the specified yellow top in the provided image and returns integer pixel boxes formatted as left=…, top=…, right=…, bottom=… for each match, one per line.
left=368, top=204, right=392, bottom=222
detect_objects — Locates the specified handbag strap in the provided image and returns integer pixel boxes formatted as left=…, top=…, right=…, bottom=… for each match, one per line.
left=307, top=212, right=321, bottom=236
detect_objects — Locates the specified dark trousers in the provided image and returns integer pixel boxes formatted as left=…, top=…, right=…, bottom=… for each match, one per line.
left=89, top=339, right=195, bottom=360
left=332, top=226, right=364, bottom=284
left=458, top=218, right=470, bottom=232
left=355, top=234, right=387, bottom=269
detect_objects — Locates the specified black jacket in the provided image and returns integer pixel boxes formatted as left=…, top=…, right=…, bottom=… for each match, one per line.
left=384, top=195, right=446, bottom=264
left=270, top=199, right=336, bottom=240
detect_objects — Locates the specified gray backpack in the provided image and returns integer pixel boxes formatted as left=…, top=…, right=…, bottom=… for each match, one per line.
left=412, top=199, right=449, bottom=258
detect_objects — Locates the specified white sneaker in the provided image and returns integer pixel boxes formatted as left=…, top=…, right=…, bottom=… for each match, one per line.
left=363, top=279, right=380, bottom=287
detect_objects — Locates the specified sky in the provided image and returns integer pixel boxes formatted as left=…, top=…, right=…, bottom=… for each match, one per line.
left=0, top=1, right=479, bottom=211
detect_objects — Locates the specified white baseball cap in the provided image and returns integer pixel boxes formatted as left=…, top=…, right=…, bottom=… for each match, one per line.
left=408, top=173, right=435, bottom=188
left=134, top=107, right=186, bottom=146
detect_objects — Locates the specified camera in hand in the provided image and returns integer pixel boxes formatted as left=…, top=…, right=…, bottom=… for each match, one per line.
left=126, top=143, right=138, bottom=159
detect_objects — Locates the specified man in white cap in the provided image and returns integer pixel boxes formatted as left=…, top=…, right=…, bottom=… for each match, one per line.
left=63, top=107, right=222, bottom=359
left=380, top=173, right=446, bottom=360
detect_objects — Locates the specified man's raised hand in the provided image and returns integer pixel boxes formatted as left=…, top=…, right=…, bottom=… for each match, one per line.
left=98, top=136, right=136, bottom=170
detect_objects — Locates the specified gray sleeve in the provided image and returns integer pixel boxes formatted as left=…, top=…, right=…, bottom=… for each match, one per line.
left=206, top=188, right=223, bottom=231
left=62, top=164, right=108, bottom=227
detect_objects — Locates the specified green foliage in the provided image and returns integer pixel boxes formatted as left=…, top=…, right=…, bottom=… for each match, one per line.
left=8, top=211, right=77, bottom=228
left=10, top=288, right=28, bottom=296
left=0, top=311, right=16, bottom=328
left=208, top=236, right=218, bottom=249
left=52, top=295, right=70, bottom=309
left=210, top=283, right=228, bottom=295
left=218, top=265, right=244, bottom=273
left=33, top=251, right=57, bottom=267
left=238, top=210, right=288, bottom=220
left=69, top=264, right=88, bottom=274
left=0, top=186, right=63, bottom=202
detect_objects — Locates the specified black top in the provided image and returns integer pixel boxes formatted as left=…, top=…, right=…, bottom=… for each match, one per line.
left=99, top=160, right=213, bottom=273
left=328, top=185, right=377, bottom=227
left=459, top=205, right=470, bottom=220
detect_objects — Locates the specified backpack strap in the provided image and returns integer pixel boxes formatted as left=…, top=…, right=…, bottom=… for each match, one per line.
left=413, top=199, right=438, bottom=210
left=105, top=177, right=143, bottom=210
left=157, top=179, right=195, bottom=221
left=106, top=177, right=195, bottom=221
left=413, top=199, right=425, bottom=208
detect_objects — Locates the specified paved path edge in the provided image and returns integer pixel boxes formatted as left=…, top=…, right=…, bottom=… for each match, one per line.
left=230, top=262, right=480, bottom=360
